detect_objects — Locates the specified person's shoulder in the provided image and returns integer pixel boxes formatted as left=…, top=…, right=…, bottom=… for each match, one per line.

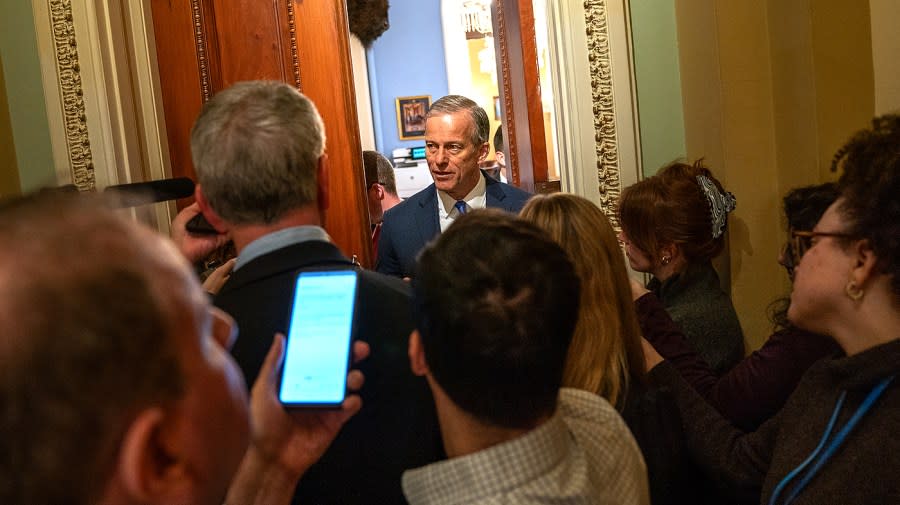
left=558, top=389, right=650, bottom=503
left=492, top=178, right=532, bottom=198
left=383, top=185, right=435, bottom=223
left=507, top=187, right=533, bottom=207
left=358, top=268, right=412, bottom=297
left=666, top=264, right=734, bottom=310
left=558, top=388, right=640, bottom=460
left=402, top=184, right=437, bottom=207
left=486, top=179, right=532, bottom=212
left=681, top=263, right=728, bottom=294
left=557, top=388, right=622, bottom=426
left=505, top=181, right=533, bottom=195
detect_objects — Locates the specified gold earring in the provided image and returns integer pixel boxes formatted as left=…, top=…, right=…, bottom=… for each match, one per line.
left=661, top=256, right=671, bottom=266
left=845, top=280, right=864, bottom=301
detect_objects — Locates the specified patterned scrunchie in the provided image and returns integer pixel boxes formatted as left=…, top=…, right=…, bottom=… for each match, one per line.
left=696, top=174, right=736, bottom=238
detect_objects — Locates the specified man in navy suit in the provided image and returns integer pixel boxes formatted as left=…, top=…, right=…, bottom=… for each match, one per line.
left=376, top=95, right=532, bottom=278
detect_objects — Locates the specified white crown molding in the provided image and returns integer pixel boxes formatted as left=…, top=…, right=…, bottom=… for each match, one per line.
left=31, top=0, right=174, bottom=232
left=544, top=0, right=641, bottom=227
left=32, top=0, right=94, bottom=190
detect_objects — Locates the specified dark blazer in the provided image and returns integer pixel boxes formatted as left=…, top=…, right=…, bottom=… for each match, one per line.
left=215, top=239, right=443, bottom=505
left=376, top=172, right=532, bottom=277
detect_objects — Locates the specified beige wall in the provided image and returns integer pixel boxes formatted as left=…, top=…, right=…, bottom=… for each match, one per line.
left=674, top=0, right=875, bottom=350
left=0, top=55, right=21, bottom=197
left=869, top=0, right=900, bottom=114
left=810, top=0, right=874, bottom=180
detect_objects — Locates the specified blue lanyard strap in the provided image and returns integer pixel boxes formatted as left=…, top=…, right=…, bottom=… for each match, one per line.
left=769, top=375, right=895, bottom=505
left=767, top=392, right=846, bottom=505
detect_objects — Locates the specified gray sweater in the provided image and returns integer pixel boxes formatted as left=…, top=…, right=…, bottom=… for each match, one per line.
left=651, top=338, right=900, bottom=504
left=648, top=261, right=744, bottom=374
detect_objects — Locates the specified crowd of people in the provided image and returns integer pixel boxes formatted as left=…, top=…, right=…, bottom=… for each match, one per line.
left=2, top=80, right=897, bottom=505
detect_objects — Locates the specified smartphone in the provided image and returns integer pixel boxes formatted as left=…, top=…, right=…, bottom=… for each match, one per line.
left=278, top=269, right=359, bottom=408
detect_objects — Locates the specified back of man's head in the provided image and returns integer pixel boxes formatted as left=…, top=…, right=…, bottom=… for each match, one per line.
left=363, top=150, right=398, bottom=196
left=191, top=80, right=326, bottom=225
left=493, top=124, right=504, bottom=155
left=412, top=209, right=580, bottom=429
left=0, top=193, right=187, bottom=504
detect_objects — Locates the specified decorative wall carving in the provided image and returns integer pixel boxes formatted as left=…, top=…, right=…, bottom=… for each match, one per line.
left=494, top=0, right=518, bottom=185
left=191, top=0, right=212, bottom=101
left=49, top=0, right=94, bottom=191
left=583, top=0, right=621, bottom=226
left=287, top=0, right=301, bottom=87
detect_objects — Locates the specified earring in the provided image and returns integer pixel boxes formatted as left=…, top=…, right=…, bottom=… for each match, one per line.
left=661, top=256, right=671, bottom=266
left=845, top=280, right=864, bottom=301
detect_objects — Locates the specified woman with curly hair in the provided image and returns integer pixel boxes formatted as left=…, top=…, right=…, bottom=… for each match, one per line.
left=645, top=114, right=900, bottom=504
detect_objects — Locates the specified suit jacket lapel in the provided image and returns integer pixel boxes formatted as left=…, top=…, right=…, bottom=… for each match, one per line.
left=485, top=176, right=507, bottom=208
left=415, top=185, right=440, bottom=245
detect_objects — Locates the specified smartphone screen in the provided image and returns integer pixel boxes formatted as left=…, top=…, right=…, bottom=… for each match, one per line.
left=279, top=269, right=358, bottom=407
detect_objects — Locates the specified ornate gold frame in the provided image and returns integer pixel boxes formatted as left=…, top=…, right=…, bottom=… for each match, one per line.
left=48, top=0, right=94, bottom=191
left=395, top=95, right=431, bottom=140
left=584, top=0, right=622, bottom=226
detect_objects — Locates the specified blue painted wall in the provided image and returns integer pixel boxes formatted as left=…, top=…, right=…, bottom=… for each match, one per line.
left=369, top=0, right=448, bottom=155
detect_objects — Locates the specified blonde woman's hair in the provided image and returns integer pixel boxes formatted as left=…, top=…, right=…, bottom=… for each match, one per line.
left=520, top=193, right=645, bottom=406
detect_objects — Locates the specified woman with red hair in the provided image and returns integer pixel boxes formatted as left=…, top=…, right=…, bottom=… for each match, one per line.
left=619, top=161, right=744, bottom=374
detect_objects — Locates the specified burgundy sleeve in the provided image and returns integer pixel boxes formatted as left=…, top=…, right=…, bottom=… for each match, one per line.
left=701, top=328, right=840, bottom=430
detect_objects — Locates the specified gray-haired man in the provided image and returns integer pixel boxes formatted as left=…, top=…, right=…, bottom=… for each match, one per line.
left=191, top=80, right=442, bottom=504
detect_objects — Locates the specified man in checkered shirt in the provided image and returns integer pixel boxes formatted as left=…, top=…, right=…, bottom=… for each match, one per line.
left=404, top=209, right=650, bottom=504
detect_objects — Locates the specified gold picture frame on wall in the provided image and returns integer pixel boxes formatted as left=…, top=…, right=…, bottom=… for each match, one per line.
left=396, top=95, right=431, bottom=140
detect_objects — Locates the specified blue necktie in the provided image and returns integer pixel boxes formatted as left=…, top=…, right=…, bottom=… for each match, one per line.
left=454, top=200, right=467, bottom=216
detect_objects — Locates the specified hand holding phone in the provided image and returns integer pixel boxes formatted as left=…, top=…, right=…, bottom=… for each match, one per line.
left=230, top=333, right=369, bottom=502
left=170, top=203, right=228, bottom=263
left=279, top=269, right=359, bottom=408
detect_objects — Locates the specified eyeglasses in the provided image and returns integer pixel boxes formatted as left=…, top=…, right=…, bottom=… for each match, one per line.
left=782, top=229, right=856, bottom=276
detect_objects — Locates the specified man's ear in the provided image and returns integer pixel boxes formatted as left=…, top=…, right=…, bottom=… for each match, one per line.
left=117, top=407, right=191, bottom=504
left=495, top=151, right=505, bottom=167
left=477, top=142, right=490, bottom=163
left=408, top=330, right=429, bottom=376
left=317, top=154, right=330, bottom=214
left=194, top=185, right=228, bottom=234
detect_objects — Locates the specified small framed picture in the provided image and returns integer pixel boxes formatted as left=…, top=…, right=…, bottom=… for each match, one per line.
left=396, top=95, right=431, bottom=140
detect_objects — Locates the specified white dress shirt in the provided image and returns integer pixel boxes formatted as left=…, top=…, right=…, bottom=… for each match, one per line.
left=437, top=173, right=487, bottom=232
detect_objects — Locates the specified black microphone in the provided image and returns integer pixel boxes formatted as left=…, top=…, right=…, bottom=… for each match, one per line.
left=104, top=177, right=195, bottom=207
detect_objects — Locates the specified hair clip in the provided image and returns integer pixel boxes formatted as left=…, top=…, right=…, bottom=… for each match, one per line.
left=696, top=175, right=736, bottom=238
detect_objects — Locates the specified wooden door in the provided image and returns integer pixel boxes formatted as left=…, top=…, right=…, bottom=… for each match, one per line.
left=493, top=0, right=558, bottom=194
left=150, top=0, right=372, bottom=266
